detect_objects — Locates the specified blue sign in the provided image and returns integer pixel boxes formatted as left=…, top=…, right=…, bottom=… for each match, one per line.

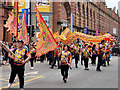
left=83, top=27, right=87, bottom=34
left=22, top=9, right=28, bottom=25
left=18, top=15, right=23, bottom=31
left=42, top=16, right=49, bottom=27
left=37, top=16, right=49, bottom=27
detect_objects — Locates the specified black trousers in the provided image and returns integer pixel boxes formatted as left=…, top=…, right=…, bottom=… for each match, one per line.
left=75, top=54, right=79, bottom=65
left=61, top=65, right=69, bottom=79
left=49, top=56, right=53, bottom=65
left=30, top=58, right=34, bottom=67
left=51, top=55, right=60, bottom=68
left=91, top=55, right=96, bottom=64
left=97, top=55, right=103, bottom=70
left=106, top=57, right=110, bottom=66
left=40, top=55, right=44, bottom=63
left=81, top=55, right=84, bottom=65
left=9, top=65, right=24, bottom=88
left=84, top=57, right=89, bottom=68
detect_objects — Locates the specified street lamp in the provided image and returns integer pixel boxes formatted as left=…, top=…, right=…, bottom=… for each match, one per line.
left=87, top=0, right=89, bottom=34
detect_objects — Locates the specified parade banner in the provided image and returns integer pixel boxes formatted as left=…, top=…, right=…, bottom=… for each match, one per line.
left=18, top=12, right=29, bottom=44
left=13, top=0, right=18, bottom=37
left=3, top=12, right=14, bottom=33
left=60, top=28, right=73, bottom=40
left=53, top=32, right=61, bottom=42
left=35, top=6, right=58, bottom=56
left=4, top=0, right=18, bottom=37
left=22, top=9, right=28, bottom=25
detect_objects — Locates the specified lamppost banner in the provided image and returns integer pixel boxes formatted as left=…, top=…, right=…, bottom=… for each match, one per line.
left=83, top=27, right=87, bottom=34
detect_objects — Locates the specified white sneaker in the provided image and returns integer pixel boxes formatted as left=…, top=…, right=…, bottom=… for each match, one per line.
left=20, top=88, right=24, bottom=90
left=30, top=67, right=34, bottom=70
left=8, top=83, right=12, bottom=88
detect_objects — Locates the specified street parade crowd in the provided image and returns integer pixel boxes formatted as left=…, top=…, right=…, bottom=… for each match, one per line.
left=0, top=39, right=120, bottom=89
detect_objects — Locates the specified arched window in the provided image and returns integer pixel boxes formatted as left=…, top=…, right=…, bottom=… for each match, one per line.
left=90, top=9, right=92, bottom=18
left=93, top=11, right=95, bottom=20
left=82, top=4, right=85, bottom=15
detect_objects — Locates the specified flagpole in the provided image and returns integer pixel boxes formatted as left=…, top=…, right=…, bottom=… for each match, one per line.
left=16, top=0, right=18, bottom=38
left=14, top=0, right=18, bottom=39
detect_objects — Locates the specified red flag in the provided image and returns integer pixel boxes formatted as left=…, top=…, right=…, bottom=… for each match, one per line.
left=13, top=0, right=18, bottom=37
left=35, top=6, right=58, bottom=56
left=18, top=12, right=29, bottom=44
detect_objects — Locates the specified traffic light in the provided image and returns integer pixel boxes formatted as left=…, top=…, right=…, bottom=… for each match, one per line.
left=27, top=25, right=35, bottom=37
left=31, top=25, right=35, bottom=37
left=27, top=25, right=30, bottom=36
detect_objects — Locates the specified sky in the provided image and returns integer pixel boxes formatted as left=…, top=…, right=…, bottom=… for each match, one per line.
left=106, top=0, right=120, bottom=12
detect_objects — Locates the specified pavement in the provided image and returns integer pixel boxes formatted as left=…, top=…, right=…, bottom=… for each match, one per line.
left=0, top=56, right=118, bottom=89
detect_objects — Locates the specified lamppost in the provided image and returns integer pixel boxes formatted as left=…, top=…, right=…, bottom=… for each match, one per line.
left=87, top=0, right=89, bottom=34
left=29, top=0, right=32, bottom=43
left=99, top=2, right=100, bottom=33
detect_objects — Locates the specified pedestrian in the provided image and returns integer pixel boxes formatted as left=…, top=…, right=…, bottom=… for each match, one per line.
left=96, top=40, right=105, bottom=72
left=8, top=40, right=17, bottom=83
left=50, top=43, right=61, bottom=69
left=58, top=45, right=72, bottom=83
left=80, top=45, right=85, bottom=65
left=7, top=40, right=31, bottom=89
left=102, top=46, right=106, bottom=67
left=3, top=42, right=9, bottom=65
left=91, top=44, right=97, bottom=66
left=87, top=45, right=92, bottom=62
left=29, top=44, right=36, bottom=70
left=82, top=44, right=90, bottom=70
left=74, top=42, right=80, bottom=68
left=48, top=51, right=54, bottom=65
left=106, top=45, right=111, bottom=66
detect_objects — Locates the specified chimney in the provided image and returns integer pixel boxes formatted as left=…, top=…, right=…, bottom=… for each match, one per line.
left=117, top=10, right=119, bottom=15
left=113, top=7, right=116, bottom=13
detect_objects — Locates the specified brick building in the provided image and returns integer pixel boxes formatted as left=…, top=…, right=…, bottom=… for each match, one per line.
left=53, top=1, right=120, bottom=40
left=0, top=0, right=120, bottom=42
left=0, top=0, right=13, bottom=42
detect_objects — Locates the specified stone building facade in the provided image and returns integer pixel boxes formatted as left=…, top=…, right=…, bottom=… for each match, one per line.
left=0, top=0, right=13, bottom=42
left=0, top=0, right=120, bottom=42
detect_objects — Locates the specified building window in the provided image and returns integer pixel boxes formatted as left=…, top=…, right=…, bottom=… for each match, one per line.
left=82, top=4, right=85, bottom=15
left=93, top=11, right=95, bottom=19
left=77, top=2, right=80, bottom=13
left=90, top=9, right=92, bottom=18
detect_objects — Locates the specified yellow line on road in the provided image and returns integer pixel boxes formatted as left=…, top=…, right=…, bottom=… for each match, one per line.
left=0, top=79, right=9, bottom=82
left=1, top=75, right=44, bottom=89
